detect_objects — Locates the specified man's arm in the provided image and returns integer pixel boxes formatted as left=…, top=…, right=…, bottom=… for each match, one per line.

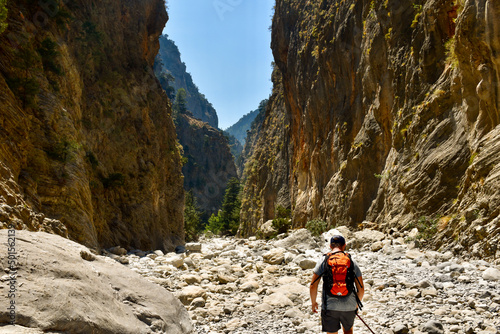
left=310, top=273, right=320, bottom=313
left=355, top=276, right=364, bottom=302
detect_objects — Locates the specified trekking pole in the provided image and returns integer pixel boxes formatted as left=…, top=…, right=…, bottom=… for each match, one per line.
left=356, top=314, right=376, bottom=334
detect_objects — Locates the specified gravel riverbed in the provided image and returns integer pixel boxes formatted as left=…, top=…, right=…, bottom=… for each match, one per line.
left=106, top=228, right=500, bottom=334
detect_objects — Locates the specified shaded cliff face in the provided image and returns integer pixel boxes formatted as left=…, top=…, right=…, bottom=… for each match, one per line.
left=240, top=67, right=292, bottom=236
left=156, top=35, right=219, bottom=128
left=175, top=111, right=237, bottom=218
left=0, top=0, right=184, bottom=251
left=242, top=0, right=500, bottom=258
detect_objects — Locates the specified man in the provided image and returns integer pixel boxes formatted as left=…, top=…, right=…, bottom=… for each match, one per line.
left=310, top=235, right=364, bottom=334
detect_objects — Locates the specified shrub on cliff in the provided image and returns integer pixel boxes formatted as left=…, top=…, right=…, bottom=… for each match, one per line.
left=0, top=0, right=7, bottom=34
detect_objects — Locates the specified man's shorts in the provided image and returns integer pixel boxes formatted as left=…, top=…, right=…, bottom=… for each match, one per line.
left=321, top=309, right=356, bottom=333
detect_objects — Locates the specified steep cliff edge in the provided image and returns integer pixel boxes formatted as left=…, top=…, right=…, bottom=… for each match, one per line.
left=156, top=35, right=219, bottom=128
left=242, top=0, right=500, bottom=258
left=154, top=35, right=237, bottom=218
left=175, top=111, right=237, bottom=219
left=0, top=0, right=184, bottom=251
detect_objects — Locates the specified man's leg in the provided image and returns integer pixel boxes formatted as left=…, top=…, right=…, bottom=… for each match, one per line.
left=343, top=327, right=353, bottom=334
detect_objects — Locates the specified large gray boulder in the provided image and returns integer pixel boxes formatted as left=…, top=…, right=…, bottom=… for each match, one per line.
left=0, top=230, right=193, bottom=334
left=274, top=228, right=317, bottom=250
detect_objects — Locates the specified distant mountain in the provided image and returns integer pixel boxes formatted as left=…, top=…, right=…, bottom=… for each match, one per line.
left=155, top=35, right=219, bottom=128
left=154, top=35, right=237, bottom=220
left=225, top=99, right=268, bottom=145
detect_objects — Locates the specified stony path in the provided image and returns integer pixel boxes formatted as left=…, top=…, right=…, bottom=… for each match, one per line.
left=107, top=229, right=500, bottom=334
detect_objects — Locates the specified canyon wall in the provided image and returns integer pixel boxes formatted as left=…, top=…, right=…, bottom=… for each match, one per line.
left=155, top=35, right=237, bottom=218
left=156, top=35, right=219, bottom=128
left=241, top=0, right=500, bottom=258
left=0, top=0, right=184, bottom=251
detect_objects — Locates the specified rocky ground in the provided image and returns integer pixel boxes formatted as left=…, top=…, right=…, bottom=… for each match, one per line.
left=107, top=228, right=500, bottom=334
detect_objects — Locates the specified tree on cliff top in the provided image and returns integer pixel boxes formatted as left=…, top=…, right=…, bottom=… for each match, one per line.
left=173, top=88, right=187, bottom=114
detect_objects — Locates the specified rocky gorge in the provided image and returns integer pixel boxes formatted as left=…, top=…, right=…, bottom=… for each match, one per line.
left=240, top=0, right=500, bottom=259
left=112, top=228, right=499, bottom=334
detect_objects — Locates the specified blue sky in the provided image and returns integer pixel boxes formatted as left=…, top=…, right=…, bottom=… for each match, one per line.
left=163, top=0, right=275, bottom=130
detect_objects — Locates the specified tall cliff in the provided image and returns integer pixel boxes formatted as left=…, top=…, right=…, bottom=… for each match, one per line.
left=154, top=35, right=237, bottom=219
left=0, top=0, right=185, bottom=251
left=156, top=35, right=219, bottom=128
left=241, top=0, right=500, bottom=258
left=175, top=112, right=237, bottom=219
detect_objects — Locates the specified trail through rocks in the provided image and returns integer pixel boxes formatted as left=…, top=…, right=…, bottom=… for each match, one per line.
left=107, top=229, right=500, bottom=334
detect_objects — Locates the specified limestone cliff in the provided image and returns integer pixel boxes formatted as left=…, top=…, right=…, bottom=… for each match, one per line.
left=241, top=0, right=500, bottom=258
left=0, top=0, right=184, bottom=251
left=175, top=111, right=238, bottom=219
left=156, top=35, right=219, bottom=128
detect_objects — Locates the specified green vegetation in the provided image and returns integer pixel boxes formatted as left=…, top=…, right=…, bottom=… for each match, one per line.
left=184, top=191, right=203, bottom=242
left=305, top=219, right=328, bottom=237
left=406, top=215, right=439, bottom=241
left=173, top=88, right=188, bottom=114
left=0, top=0, right=7, bottom=34
left=46, top=139, right=79, bottom=162
left=81, top=21, right=103, bottom=44
left=205, top=178, right=241, bottom=235
left=411, top=4, right=423, bottom=29
left=38, top=38, right=63, bottom=76
left=271, top=205, right=291, bottom=234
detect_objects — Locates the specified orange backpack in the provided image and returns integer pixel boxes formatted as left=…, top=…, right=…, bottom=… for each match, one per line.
left=324, top=251, right=354, bottom=297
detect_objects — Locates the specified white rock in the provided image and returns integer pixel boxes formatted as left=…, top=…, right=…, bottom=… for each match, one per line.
left=284, top=307, right=305, bottom=318
left=176, top=286, right=207, bottom=305
left=482, top=267, right=500, bottom=281
left=263, top=248, right=286, bottom=265
left=263, top=292, right=294, bottom=307
left=181, top=274, right=202, bottom=285
left=224, top=318, right=247, bottom=331
left=160, top=254, right=184, bottom=268
left=186, top=243, right=202, bottom=252
left=274, top=228, right=317, bottom=250
left=298, top=258, right=317, bottom=270
left=240, top=280, right=259, bottom=292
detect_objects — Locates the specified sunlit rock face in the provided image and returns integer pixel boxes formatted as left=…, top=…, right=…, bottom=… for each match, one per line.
left=241, top=0, right=500, bottom=258
left=0, top=0, right=184, bottom=251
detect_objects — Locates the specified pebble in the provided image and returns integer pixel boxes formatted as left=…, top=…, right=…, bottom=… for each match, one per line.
left=108, top=229, right=500, bottom=334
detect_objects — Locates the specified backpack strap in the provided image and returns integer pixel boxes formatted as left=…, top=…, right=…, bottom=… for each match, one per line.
left=346, top=253, right=364, bottom=310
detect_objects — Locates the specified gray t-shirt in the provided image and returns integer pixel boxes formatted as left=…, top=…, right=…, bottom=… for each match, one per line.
left=313, top=253, right=362, bottom=311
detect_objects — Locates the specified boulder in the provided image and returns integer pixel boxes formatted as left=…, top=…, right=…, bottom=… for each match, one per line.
left=298, top=258, right=317, bottom=270
left=422, top=320, right=444, bottom=334
left=350, top=230, right=386, bottom=249
left=176, top=286, right=207, bottom=306
left=0, top=230, right=192, bottom=334
left=263, top=248, right=286, bottom=265
left=185, top=243, right=202, bottom=252
left=108, top=246, right=128, bottom=256
left=482, top=267, right=500, bottom=281
left=263, top=292, right=294, bottom=307
left=274, top=229, right=317, bottom=250
left=259, top=220, right=277, bottom=238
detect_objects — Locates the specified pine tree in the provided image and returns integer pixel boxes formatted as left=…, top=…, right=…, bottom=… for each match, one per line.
left=206, top=177, right=241, bottom=235
left=173, top=88, right=187, bottom=113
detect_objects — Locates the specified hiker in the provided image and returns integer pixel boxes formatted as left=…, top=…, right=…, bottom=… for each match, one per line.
left=309, top=235, right=364, bottom=334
